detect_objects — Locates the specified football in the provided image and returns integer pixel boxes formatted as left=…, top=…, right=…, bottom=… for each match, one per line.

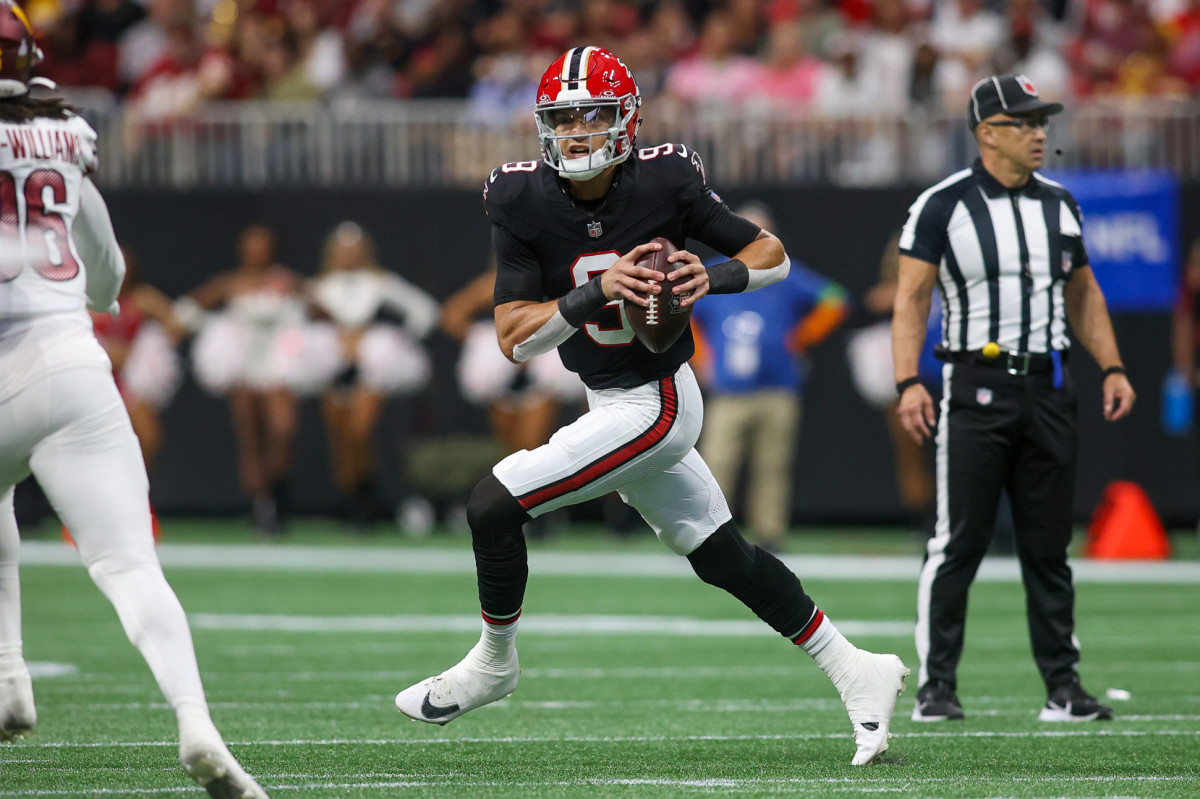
left=625, top=237, right=692, bottom=354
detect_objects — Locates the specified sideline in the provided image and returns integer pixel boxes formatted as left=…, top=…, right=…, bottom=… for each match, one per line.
left=18, top=541, right=1200, bottom=583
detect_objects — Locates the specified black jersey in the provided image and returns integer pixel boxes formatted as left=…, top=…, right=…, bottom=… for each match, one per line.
left=485, top=144, right=760, bottom=390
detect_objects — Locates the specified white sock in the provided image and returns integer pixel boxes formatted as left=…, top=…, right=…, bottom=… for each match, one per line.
left=799, top=615, right=860, bottom=692
left=176, top=700, right=220, bottom=744
left=469, top=615, right=519, bottom=669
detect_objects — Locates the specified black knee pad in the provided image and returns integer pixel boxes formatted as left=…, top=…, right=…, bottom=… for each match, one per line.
left=467, top=474, right=530, bottom=550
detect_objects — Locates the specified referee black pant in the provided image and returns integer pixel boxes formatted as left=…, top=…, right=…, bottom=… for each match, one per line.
left=916, top=362, right=1081, bottom=692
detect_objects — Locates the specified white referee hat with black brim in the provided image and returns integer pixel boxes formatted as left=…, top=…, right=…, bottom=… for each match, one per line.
left=968, top=74, right=1064, bottom=130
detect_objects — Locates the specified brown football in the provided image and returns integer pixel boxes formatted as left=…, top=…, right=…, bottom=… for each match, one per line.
left=625, top=237, right=692, bottom=354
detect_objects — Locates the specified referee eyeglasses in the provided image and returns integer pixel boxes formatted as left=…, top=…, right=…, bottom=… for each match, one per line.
left=984, top=114, right=1051, bottom=132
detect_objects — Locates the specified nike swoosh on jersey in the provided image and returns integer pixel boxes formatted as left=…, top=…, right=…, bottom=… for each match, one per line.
left=420, top=692, right=460, bottom=719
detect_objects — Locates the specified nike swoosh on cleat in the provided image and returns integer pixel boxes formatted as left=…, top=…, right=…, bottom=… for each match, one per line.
left=860, top=722, right=879, bottom=731
left=420, top=692, right=460, bottom=720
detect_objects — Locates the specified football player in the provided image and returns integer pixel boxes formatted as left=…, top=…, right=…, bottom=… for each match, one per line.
left=0, top=5, right=268, bottom=796
left=395, top=46, right=909, bottom=766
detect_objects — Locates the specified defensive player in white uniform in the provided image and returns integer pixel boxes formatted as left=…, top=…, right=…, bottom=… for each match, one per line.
left=396, top=46, right=909, bottom=766
left=0, top=5, right=268, bottom=796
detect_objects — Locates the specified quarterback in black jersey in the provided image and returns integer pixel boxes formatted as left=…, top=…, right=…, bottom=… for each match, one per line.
left=395, top=46, right=909, bottom=766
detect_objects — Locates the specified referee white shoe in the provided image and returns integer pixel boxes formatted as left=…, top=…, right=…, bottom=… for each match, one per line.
left=0, top=663, right=36, bottom=742
left=395, top=643, right=519, bottom=725
left=838, top=651, right=910, bottom=765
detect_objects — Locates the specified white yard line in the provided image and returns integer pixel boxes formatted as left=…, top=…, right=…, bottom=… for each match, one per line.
left=19, top=541, right=1200, bottom=583
left=188, top=612, right=910, bottom=638
left=21, top=729, right=1200, bottom=749
left=5, top=775, right=1197, bottom=797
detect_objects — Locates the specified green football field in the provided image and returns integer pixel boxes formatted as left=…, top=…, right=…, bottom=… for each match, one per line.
left=3, top=522, right=1199, bottom=798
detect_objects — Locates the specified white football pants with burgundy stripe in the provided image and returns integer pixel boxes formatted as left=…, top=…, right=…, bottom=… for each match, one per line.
left=493, top=363, right=731, bottom=556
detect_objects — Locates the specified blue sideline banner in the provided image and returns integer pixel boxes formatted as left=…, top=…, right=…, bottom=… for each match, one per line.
left=1043, top=170, right=1179, bottom=312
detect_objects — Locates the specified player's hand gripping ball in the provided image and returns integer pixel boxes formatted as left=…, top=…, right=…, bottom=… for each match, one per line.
left=625, top=237, right=692, bottom=354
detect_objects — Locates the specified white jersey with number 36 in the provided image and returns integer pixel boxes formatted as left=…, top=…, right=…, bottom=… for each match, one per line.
left=0, top=112, right=99, bottom=317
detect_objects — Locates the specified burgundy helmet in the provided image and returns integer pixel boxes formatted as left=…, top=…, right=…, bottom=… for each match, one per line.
left=0, top=2, right=43, bottom=98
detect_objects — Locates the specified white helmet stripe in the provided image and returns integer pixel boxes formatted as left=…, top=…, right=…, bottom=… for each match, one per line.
left=562, top=46, right=594, bottom=87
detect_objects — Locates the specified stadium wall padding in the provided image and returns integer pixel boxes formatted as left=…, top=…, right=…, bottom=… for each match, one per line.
left=98, top=184, right=1200, bottom=526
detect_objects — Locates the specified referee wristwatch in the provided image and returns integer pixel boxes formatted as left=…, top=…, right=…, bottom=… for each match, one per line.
left=896, top=376, right=921, bottom=396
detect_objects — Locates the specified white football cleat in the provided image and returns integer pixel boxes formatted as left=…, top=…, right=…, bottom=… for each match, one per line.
left=395, top=643, right=519, bottom=725
left=0, top=665, right=36, bottom=742
left=180, top=734, right=270, bottom=799
left=837, top=650, right=909, bottom=766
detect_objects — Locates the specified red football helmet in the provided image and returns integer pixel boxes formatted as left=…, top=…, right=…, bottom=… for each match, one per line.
left=0, top=1, right=43, bottom=98
left=534, top=46, right=641, bottom=181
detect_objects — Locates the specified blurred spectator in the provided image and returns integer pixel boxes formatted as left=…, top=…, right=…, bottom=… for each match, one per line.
left=125, top=19, right=234, bottom=121
left=929, top=0, right=1005, bottom=84
left=261, top=27, right=320, bottom=101
left=724, top=0, right=769, bottom=54
left=812, top=31, right=880, bottom=115
left=119, top=0, right=190, bottom=91
left=665, top=10, right=763, bottom=108
left=1166, top=0, right=1200, bottom=89
left=692, top=202, right=850, bottom=550
left=750, top=20, right=824, bottom=105
left=405, top=21, right=474, bottom=98
left=281, top=0, right=346, bottom=97
left=467, top=10, right=538, bottom=128
left=90, top=245, right=187, bottom=474
left=857, top=0, right=916, bottom=114
left=180, top=224, right=339, bottom=535
left=576, top=0, right=638, bottom=53
left=1071, top=0, right=1174, bottom=95
left=38, top=9, right=121, bottom=93
left=990, top=0, right=1072, bottom=101
left=767, top=0, right=845, bottom=65
left=83, top=0, right=147, bottom=45
left=309, top=221, right=439, bottom=530
left=528, top=0, right=580, bottom=53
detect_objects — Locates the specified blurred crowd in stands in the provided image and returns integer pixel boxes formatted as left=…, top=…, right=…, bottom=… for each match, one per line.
left=26, top=0, right=1200, bottom=129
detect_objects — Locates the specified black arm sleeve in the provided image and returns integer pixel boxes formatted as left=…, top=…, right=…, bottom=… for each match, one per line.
left=492, top=224, right=545, bottom=305
left=686, top=191, right=762, bottom=256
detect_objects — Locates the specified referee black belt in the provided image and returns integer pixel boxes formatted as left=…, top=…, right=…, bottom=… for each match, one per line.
left=937, top=348, right=1065, bottom=376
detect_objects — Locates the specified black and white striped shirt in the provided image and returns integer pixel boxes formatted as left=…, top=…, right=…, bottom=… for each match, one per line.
left=899, top=158, right=1088, bottom=354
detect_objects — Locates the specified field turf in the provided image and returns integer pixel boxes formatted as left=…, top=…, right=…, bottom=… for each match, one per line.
left=3, top=522, right=1198, bottom=797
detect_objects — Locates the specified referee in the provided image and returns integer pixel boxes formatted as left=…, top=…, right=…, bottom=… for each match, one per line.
left=892, top=74, right=1136, bottom=723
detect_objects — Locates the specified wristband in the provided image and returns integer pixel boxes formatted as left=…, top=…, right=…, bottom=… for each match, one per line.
left=1102, top=365, right=1126, bottom=379
left=558, top=276, right=608, bottom=327
left=707, top=259, right=750, bottom=294
left=895, top=376, right=921, bottom=396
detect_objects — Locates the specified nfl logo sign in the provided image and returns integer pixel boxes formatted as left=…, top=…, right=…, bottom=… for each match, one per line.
left=587, top=221, right=603, bottom=238
left=976, top=387, right=993, bottom=406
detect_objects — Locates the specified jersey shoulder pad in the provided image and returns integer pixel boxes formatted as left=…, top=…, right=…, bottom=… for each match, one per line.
left=634, top=142, right=707, bottom=190
left=482, top=160, right=543, bottom=225
left=64, top=112, right=99, bottom=175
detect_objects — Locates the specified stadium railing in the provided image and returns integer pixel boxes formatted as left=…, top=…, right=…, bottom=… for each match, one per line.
left=71, top=95, right=1200, bottom=189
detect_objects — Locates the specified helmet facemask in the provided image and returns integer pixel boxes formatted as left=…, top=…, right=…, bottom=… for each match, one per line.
left=535, top=95, right=640, bottom=181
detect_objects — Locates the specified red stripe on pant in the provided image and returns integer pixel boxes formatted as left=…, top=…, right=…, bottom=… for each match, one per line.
left=516, top=376, right=679, bottom=511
